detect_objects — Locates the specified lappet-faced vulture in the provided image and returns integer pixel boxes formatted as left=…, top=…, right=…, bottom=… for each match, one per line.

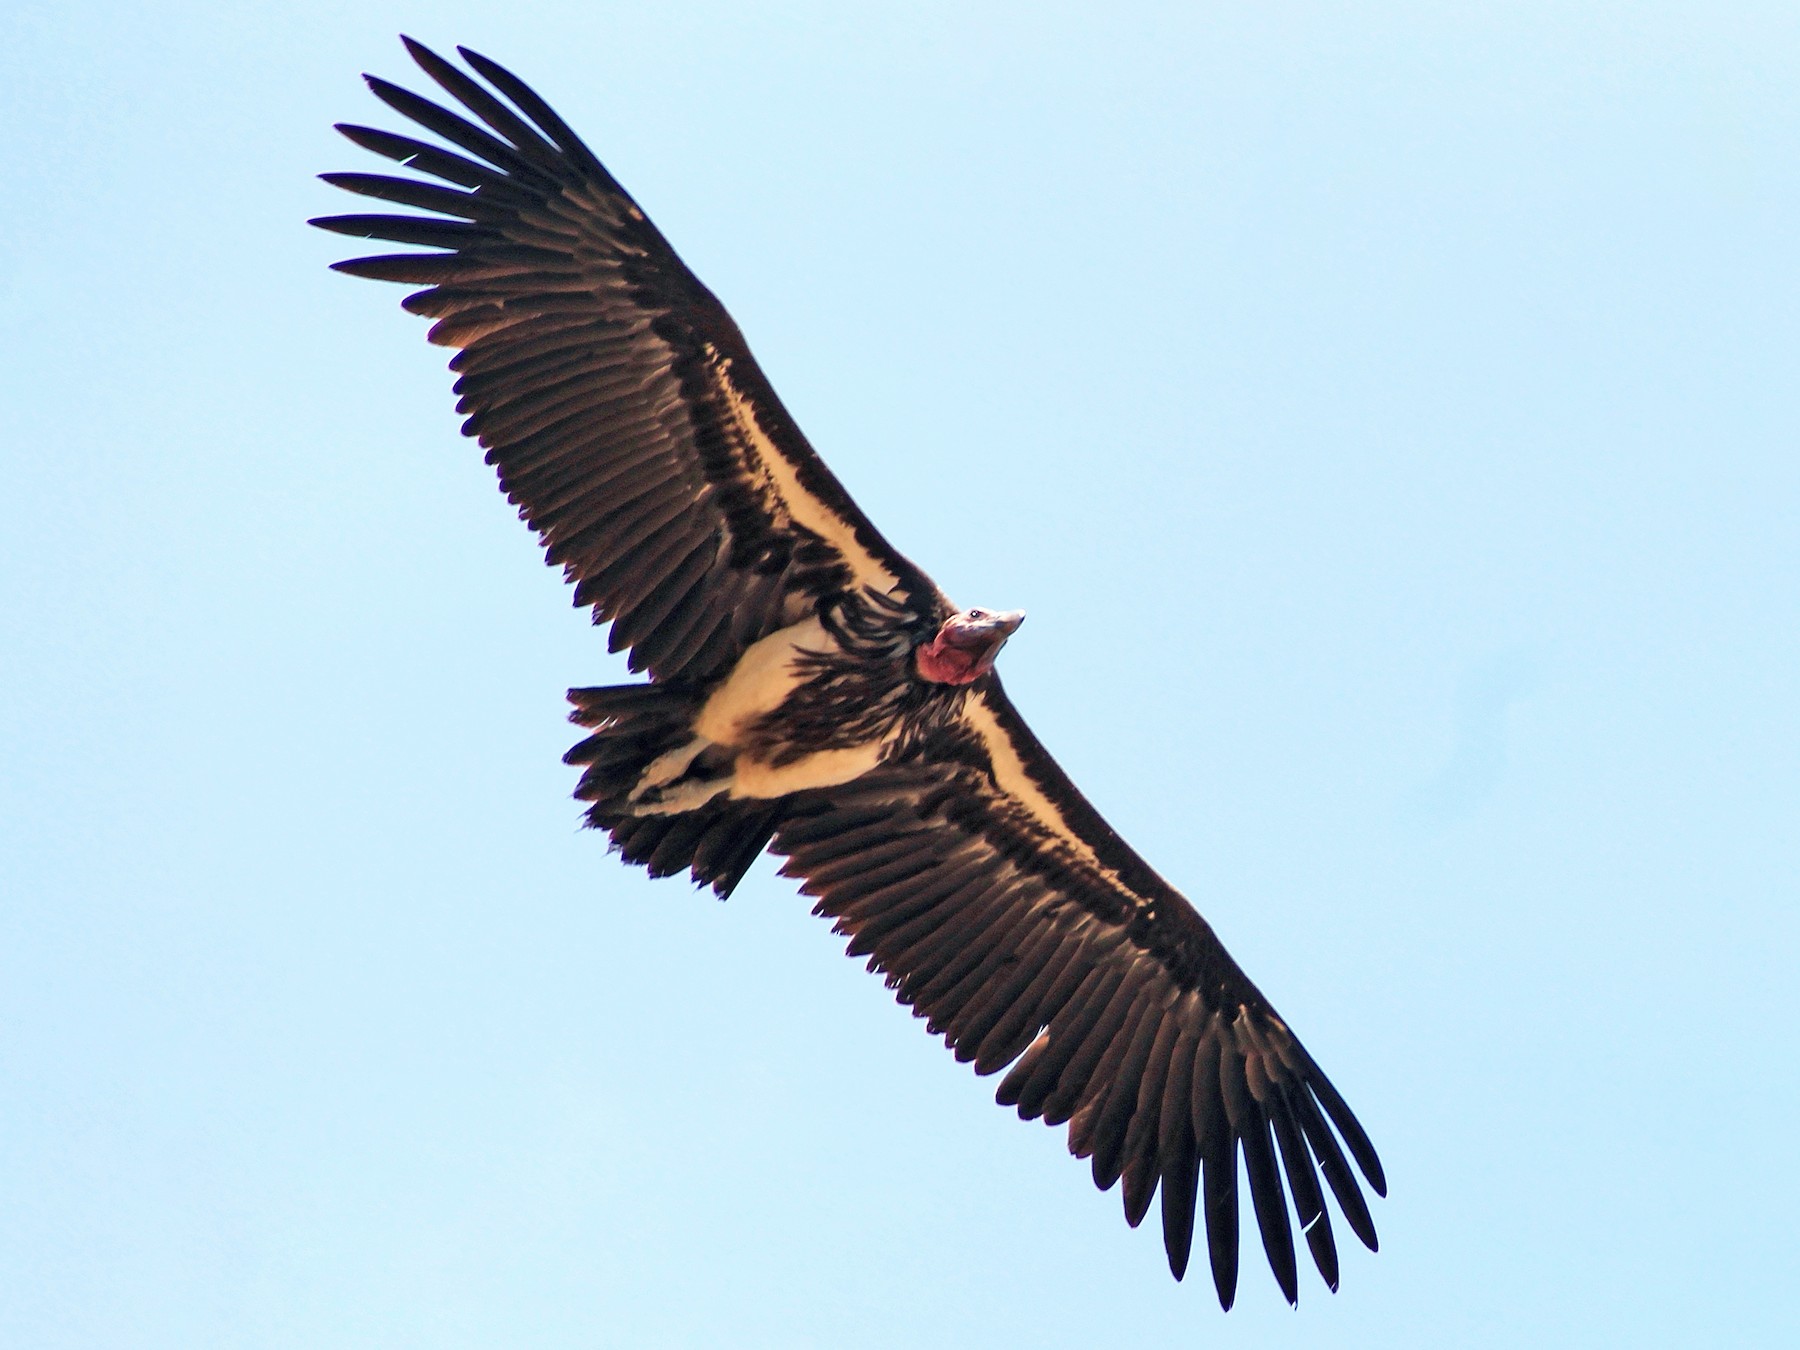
left=313, top=38, right=1387, bottom=1309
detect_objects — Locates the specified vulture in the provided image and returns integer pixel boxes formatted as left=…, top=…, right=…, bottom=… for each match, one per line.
left=313, top=38, right=1387, bottom=1309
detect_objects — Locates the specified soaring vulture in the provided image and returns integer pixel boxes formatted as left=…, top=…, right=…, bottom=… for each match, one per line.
left=313, top=38, right=1387, bottom=1308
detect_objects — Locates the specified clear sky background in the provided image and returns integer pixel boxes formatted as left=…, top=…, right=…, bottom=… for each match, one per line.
left=4, top=3, right=1796, bottom=1346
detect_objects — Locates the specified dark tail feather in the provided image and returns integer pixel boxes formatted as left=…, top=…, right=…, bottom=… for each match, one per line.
left=565, top=683, right=781, bottom=898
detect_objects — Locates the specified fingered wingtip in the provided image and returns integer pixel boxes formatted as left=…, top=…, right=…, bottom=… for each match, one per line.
left=403, top=35, right=457, bottom=76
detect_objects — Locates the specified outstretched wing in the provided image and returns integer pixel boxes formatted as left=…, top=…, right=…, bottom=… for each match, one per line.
left=312, top=39, right=942, bottom=685
left=775, top=678, right=1387, bottom=1308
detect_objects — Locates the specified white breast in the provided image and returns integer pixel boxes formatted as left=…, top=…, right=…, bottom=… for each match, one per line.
left=694, top=616, right=832, bottom=745
left=691, top=615, right=898, bottom=801
left=729, top=740, right=887, bottom=798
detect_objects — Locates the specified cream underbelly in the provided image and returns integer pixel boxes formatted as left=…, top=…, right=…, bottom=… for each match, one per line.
left=661, top=615, right=893, bottom=804
left=694, top=616, right=830, bottom=745
left=729, top=740, right=885, bottom=799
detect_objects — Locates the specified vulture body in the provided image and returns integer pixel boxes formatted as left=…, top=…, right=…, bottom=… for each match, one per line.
left=313, top=39, right=1387, bottom=1309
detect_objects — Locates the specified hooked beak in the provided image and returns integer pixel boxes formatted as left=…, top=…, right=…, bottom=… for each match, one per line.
left=976, top=609, right=1026, bottom=642
left=957, top=608, right=1025, bottom=672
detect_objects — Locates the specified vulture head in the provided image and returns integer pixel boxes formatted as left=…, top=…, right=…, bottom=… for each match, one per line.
left=915, top=607, right=1025, bottom=685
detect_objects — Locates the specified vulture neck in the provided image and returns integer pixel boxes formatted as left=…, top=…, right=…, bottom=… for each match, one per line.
left=915, top=638, right=991, bottom=686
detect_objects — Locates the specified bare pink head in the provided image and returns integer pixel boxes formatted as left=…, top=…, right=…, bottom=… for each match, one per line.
left=914, top=607, right=1025, bottom=686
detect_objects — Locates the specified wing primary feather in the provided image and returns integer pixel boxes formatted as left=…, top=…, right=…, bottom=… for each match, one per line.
left=363, top=76, right=546, bottom=182
left=1294, top=1048, right=1387, bottom=1196
left=917, top=903, right=1037, bottom=1036
left=455, top=307, right=627, bottom=370
left=330, top=253, right=469, bottom=284
left=1239, top=1094, right=1300, bottom=1306
left=456, top=45, right=616, bottom=185
left=400, top=37, right=564, bottom=168
left=1184, top=1027, right=1235, bottom=1309
left=1290, top=1084, right=1380, bottom=1253
left=333, top=123, right=493, bottom=187
left=1270, top=1098, right=1338, bottom=1291
left=310, top=212, right=483, bottom=247
left=1118, top=1015, right=1181, bottom=1227
left=1082, top=998, right=1174, bottom=1188
left=319, top=171, right=503, bottom=221
left=1201, top=1124, right=1240, bottom=1310
left=1108, top=1065, right=1166, bottom=1238
left=1188, top=1020, right=1224, bottom=1177
left=1021, top=964, right=1133, bottom=1099
left=1019, top=930, right=1102, bottom=1038
left=1157, top=1019, right=1202, bottom=1280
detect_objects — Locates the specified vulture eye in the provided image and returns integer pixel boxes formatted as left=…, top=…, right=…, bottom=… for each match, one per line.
left=967, top=608, right=987, bottom=620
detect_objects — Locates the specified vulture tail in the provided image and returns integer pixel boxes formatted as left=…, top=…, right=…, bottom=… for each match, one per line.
left=565, top=683, right=781, bottom=898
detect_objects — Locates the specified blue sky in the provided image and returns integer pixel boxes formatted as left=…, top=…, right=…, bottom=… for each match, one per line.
left=3, top=3, right=1797, bottom=1346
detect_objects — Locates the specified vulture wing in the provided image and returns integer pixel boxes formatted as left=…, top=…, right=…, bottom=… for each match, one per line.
left=312, top=38, right=941, bottom=687
left=776, top=679, right=1385, bottom=1307
left=314, top=40, right=1385, bottom=1308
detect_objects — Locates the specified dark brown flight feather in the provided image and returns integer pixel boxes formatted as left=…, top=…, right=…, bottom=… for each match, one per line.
left=314, top=37, right=1387, bottom=1309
